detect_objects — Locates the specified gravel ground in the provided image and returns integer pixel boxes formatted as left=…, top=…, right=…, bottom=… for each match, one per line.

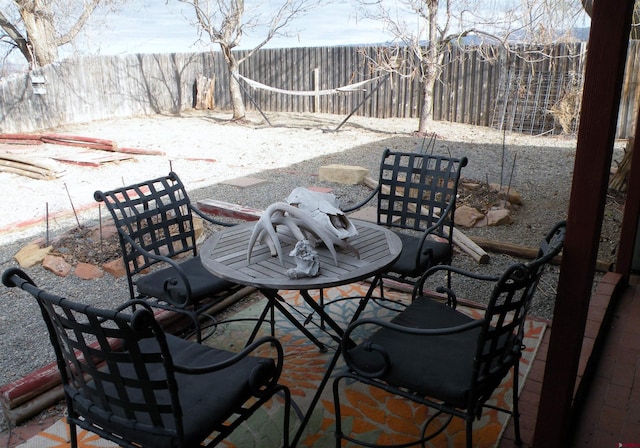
left=0, top=111, right=624, bottom=435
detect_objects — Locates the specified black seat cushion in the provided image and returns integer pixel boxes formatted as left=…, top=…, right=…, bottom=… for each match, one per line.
left=74, top=334, right=276, bottom=448
left=136, top=256, right=235, bottom=305
left=388, top=232, right=451, bottom=277
left=347, top=297, right=480, bottom=408
left=169, top=335, right=276, bottom=446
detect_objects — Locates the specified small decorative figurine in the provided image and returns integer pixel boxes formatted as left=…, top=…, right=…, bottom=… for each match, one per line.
left=287, top=239, right=320, bottom=279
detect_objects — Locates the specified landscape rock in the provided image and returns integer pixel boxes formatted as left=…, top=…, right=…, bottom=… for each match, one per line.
left=74, top=263, right=104, bottom=280
left=319, top=164, right=369, bottom=185
left=42, top=255, right=72, bottom=277
left=103, top=258, right=126, bottom=278
left=455, top=205, right=486, bottom=228
left=14, top=243, right=53, bottom=268
left=487, top=208, right=513, bottom=226
left=489, top=183, right=523, bottom=205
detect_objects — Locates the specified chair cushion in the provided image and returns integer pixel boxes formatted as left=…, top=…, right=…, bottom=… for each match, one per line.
left=73, top=334, right=276, bottom=448
left=347, top=297, right=480, bottom=408
left=136, top=256, right=236, bottom=305
left=389, top=232, right=451, bottom=277
left=166, top=335, right=277, bottom=446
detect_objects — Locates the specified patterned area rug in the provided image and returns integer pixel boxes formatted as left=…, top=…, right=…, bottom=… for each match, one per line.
left=18, top=283, right=545, bottom=448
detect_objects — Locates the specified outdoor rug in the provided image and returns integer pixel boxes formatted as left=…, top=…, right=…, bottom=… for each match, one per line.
left=17, top=283, right=546, bottom=448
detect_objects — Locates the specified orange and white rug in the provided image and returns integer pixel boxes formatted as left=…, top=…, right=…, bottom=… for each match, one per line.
left=18, top=283, right=546, bottom=448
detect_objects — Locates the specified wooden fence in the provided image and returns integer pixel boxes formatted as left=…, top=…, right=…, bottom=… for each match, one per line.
left=0, top=42, right=638, bottom=138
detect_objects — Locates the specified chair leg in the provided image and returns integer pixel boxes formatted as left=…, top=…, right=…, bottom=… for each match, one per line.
left=378, top=277, right=386, bottom=300
left=67, top=419, right=78, bottom=448
left=319, top=288, right=326, bottom=329
left=280, top=386, right=292, bottom=448
left=466, top=418, right=473, bottom=448
left=512, top=363, right=523, bottom=446
left=246, top=300, right=272, bottom=346
left=332, top=376, right=345, bottom=448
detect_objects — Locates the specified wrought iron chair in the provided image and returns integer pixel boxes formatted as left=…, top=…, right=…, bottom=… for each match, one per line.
left=342, top=149, right=468, bottom=296
left=2, top=268, right=291, bottom=448
left=94, top=172, right=244, bottom=342
left=332, top=221, right=566, bottom=448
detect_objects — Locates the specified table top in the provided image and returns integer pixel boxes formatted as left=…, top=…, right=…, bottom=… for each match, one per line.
left=200, top=219, right=402, bottom=290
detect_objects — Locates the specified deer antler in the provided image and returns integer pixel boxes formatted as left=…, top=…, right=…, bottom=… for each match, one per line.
left=247, top=202, right=358, bottom=266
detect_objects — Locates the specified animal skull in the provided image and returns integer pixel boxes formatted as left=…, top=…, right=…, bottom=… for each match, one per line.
left=286, top=187, right=358, bottom=240
left=247, top=199, right=359, bottom=266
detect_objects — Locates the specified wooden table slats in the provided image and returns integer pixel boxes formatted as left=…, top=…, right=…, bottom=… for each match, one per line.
left=201, top=220, right=402, bottom=290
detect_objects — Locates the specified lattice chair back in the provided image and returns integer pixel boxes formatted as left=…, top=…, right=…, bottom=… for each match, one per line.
left=333, top=221, right=565, bottom=448
left=471, top=263, right=538, bottom=409
left=376, top=149, right=467, bottom=237
left=5, top=270, right=185, bottom=447
left=472, top=221, right=564, bottom=412
left=97, top=172, right=194, bottom=272
left=3, top=268, right=291, bottom=448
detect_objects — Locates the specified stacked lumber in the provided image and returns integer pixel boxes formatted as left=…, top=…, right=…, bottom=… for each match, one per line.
left=0, top=133, right=165, bottom=156
left=0, top=132, right=166, bottom=179
left=0, top=154, right=64, bottom=180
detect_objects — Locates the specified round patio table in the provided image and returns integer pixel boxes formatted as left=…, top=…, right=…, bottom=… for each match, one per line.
left=200, top=219, right=402, bottom=447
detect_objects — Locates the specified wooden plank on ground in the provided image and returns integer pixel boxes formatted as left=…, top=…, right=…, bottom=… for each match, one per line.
left=469, top=236, right=613, bottom=272
left=52, top=150, right=133, bottom=167
left=197, top=199, right=262, bottom=221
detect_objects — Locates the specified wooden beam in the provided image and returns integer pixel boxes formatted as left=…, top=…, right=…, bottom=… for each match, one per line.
left=197, top=198, right=262, bottom=221
left=533, top=1, right=635, bottom=446
left=469, top=236, right=613, bottom=273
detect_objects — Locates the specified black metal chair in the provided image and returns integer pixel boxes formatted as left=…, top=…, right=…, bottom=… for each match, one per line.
left=342, top=149, right=468, bottom=296
left=2, top=268, right=291, bottom=448
left=94, top=172, right=244, bottom=342
left=332, top=221, right=566, bottom=448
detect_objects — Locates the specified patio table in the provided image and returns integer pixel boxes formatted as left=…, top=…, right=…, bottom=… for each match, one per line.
left=200, top=219, right=401, bottom=446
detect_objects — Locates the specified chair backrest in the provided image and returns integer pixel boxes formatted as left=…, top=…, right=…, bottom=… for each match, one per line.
left=471, top=221, right=565, bottom=403
left=94, top=172, right=198, bottom=297
left=2, top=268, right=184, bottom=447
left=376, top=149, right=468, bottom=236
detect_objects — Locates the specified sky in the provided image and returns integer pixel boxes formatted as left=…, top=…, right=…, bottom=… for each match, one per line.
left=1, top=0, right=589, bottom=67
left=78, top=1, right=400, bottom=57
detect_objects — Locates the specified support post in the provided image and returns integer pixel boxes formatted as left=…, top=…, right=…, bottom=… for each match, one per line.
left=533, top=1, right=634, bottom=446
left=313, top=68, right=320, bottom=113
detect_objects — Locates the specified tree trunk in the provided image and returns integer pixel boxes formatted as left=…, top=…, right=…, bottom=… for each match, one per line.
left=220, top=43, right=246, bottom=120
left=417, top=53, right=438, bottom=135
left=416, top=0, right=440, bottom=135
left=19, top=5, right=58, bottom=66
left=417, top=77, right=435, bottom=134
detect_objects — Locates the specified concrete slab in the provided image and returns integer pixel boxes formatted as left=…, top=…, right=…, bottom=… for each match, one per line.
left=221, top=176, right=268, bottom=189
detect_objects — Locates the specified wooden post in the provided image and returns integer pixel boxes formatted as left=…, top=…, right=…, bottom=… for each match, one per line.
left=313, top=68, right=320, bottom=113
left=533, top=1, right=635, bottom=446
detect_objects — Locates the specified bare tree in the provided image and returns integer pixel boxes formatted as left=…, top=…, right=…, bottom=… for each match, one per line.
left=177, top=0, right=323, bottom=121
left=356, top=0, right=587, bottom=135
left=0, top=0, right=124, bottom=68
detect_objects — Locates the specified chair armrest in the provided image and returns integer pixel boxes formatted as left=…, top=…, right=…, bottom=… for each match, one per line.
left=116, top=230, right=194, bottom=306
left=412, top=264, right=501, bottom=305
left=342, top=316, right=483, bottom=378
left=173, top=336, right=285, bottom=395
left=406, top=195, right=458, bottom=269
left=190, top=203, right=236, bottom=227
left=341, top=185, right=379, bottom=213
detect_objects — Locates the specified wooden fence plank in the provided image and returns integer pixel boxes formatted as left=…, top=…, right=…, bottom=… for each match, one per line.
left=1, top=43, right=638, bottom=137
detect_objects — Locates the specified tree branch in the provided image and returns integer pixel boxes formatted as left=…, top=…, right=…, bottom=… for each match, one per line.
left=55, top=0, right=102, bottom=46
left=0, top=10, right=32, bottom=63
